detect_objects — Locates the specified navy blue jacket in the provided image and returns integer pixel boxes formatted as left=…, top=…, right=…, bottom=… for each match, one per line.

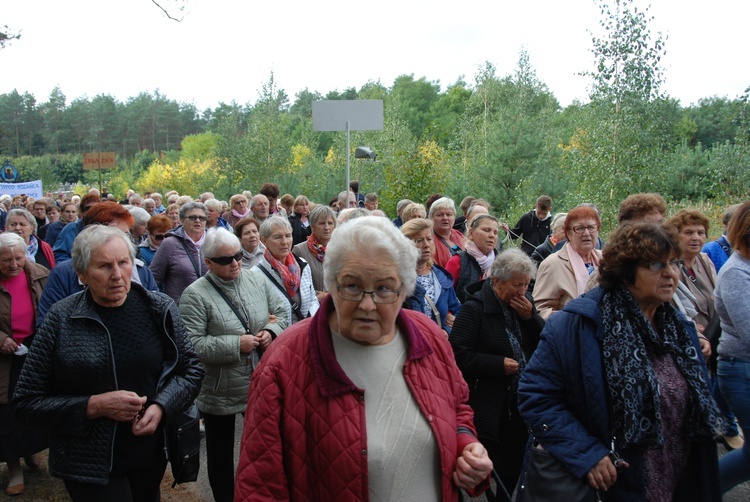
left=405, top=265, right=461, bottom=334
left=518, top=287, right=720, bottom=501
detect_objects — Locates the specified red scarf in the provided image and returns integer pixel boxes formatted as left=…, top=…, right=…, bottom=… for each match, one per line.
left=306, top=233, right=326, bottom=263
left=264, top=249, right=300, bottom=297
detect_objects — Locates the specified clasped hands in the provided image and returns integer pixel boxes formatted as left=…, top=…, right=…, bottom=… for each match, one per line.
left=87, top=390, right=163, bottom=436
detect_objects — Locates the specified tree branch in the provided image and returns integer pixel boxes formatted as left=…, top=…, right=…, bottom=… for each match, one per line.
left=151, top=0, right=186, bottom=22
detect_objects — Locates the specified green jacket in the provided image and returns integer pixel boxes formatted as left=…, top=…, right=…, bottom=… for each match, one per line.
left=179, top=269, right=288, bottom=415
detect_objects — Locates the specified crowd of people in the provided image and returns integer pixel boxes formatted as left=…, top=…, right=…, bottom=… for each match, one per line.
left=0, top=182, right=748, bottom=501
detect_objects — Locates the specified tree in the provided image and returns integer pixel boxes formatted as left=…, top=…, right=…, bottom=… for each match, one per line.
left=0, top=25, right=20, bottom=49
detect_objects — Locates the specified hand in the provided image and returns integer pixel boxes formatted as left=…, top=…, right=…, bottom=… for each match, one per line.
left=0, top=337, right=18, bottom=355
left=87, top=391, right=147, bottom=421
left=698, top=335, right=711, bottom=359
left=445, top=313, right=456, bottom=328
left=586, top=454, right=626, bottom=491
left=240, top=334, right=260, bottom=354
left=132, top=403, right=163, bottom=436
left=501, top=223, right=510, bottom=233
left=509, top=295, right=533, bottom=319
left=267, top=314, right=278, bottom=324
left=256, top=330, right=273, bottom=349
left=504, top=358, right=519, bottom=375
left=453, top=442, right=493, bottom=491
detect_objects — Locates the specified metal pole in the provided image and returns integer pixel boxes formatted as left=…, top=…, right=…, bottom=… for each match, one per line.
left=346, top=121, right=351, bottom=208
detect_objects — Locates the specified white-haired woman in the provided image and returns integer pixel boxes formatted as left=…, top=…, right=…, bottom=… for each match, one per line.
left=235, top=216, right=493, bottom=500
left=205, top=199, right=231, bottom=231
left=293, top=204, right=337, bottom=303
left=13, top=225, right=203, bottom=501
left=0, top=233, right=49, bottom=495
left=6, top=209, right=55, bottom=270
left=430, top=197, right=465, bottom=268
left=252, top=216, right=319, bottom=326
left=450, top=248, right=544, bottom=493
left=179, top=228, right=287, bottom=502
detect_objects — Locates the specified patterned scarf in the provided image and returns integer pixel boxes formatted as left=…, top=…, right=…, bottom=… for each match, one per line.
left=264, top=249, right=300, bottom=298
left=26, top=235, right=39, bottom=263
left=306, top=233, right=326, bottom=263
left=498, top=295, right=526, bottom=392
left=600, top=284, right=723, bottom=449
left=466, top=241, right=495, bottom=279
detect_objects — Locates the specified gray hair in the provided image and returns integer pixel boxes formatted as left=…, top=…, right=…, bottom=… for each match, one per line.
left=491, top=248, right=537, bottom=282
left=7, top=208, right=37, bottom=232
left=337, top=207, right=369, bottom=225
left=309, top=204, right=337, bottom=228
left=204, top=198, right=223, bottom=212
left=337, top=190, right=354, bottom=207
left=259, top=215, right=292, bottom=239
left=324, top=215, right=418, bottom=297
left=428, top=196, right=456, bottom=219
left=396, top=199, right=413, bottom=215
left=203, top=228, right=241, bottom=258
left=129, top=195, right=144, bottom=205
left=128, top=206, right=151, bottom=226
left=251, top=194, right=269, bottom=209
left=0, top=232, right=27, bottom=253
left=72, top=225, right=135, bottom=275
left=551, top=212, right=568, bottom=233
left=179, top=201, right=207, bottom=220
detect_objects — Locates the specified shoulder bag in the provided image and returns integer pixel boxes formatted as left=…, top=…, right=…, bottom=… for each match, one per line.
left=166, top=401, right=201, bottom=487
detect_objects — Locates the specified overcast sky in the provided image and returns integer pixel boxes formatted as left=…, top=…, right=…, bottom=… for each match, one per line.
left=3, top=0, right=748, bottom=111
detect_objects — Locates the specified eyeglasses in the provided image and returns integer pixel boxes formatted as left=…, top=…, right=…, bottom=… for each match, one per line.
left=643, top=259, right=683, bottom=273
left=335, top=282, right=402, bottom=304
left=571, top=225, right=599, bottom=234
left=208, top=251, right=243, bottom=266
left=152, top=234, right=167, bottom=241
left=185, top=215, right=208, bottom=222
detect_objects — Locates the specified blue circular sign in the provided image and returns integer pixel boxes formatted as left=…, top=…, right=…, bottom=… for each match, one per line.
left=1, top=160, right=18, bottom=182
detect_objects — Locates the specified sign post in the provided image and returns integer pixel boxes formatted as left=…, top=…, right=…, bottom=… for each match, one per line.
left=312, top=100, right=383, bottom=205
left=83, top=152, right=116, bottom=193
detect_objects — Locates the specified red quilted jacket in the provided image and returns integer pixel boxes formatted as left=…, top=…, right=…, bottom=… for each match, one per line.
left=235, top=296, right=487, bottom=501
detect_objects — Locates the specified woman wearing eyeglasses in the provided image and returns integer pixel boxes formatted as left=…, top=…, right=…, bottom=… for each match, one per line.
left=149, top=202, right=209, bottom=303
left=138, top=215, right=173, bottom=267
left=179, top=228, right=287, bottom=502
left=235, top=216, right=493, bottom=500
left=252, top=217, right=319, bottom=326
left=518, top=222, right=722, bottom=501
left=532, top=206, right=602, bottom=320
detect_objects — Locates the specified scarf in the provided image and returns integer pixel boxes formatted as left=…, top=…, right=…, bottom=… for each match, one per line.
left=306, top=233, right=326, bottom=263
left=497, top=292, right=526, bottom=392
left=231, top=208, right=250, bottom=219
left=566, top=242, right=599, bottom=296
left=466, top=241, right=495, bottom=279
left=26, top=235, right=39, bottom=263
left=264, top=249, right=300, bottom=298
left=600, top=284, right=723, bottom=449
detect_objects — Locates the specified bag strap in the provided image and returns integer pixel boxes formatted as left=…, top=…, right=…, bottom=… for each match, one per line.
left=178, top=236, right=202, bottom=278
left=424, top=294, right=442, bottom=329
left=257, top=264, right=305, bottom=320
left=718, top=236, right=732, bottom=258
left=204, top=275, right=251, bottom=334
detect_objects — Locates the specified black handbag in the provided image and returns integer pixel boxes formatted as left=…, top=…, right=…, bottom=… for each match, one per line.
left=517, top=444, right=598, bottom=502
left=166, top=402, right=201, bottom=487
left=458, top=469, right=511, bottom=502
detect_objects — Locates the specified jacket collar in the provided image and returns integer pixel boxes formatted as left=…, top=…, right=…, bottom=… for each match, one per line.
left=308, top=295, right=433, bottom=397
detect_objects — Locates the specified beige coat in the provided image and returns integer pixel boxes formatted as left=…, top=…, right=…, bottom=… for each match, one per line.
left=533, top=244, right=602, bottom=320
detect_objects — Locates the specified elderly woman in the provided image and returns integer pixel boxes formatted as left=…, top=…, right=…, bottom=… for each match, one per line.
left=165, top=203, right=180, bottom=228
left=715, top=201, right=750, bottom=493
left=235, top=216, right=493, bottom=500
left=222, top=194, right=251, bottom=228
left=205, top=199, right=231, bottom=230
left=13, top=225, right=203, bottom=501
left=6, top=209, right=55, bottom=270
left=234, top=217, right=265, bottom=269
left=138, top=214, right=173, bottom=266
left=150, top=201, right=208, bottom=302
left=0, top=233, right=49, bottom=496
left=445, top=214, right=500, bottom=303
left=532, top=205, right=602, bottom=320
left=288, top=195, right=312, bottom=246
left=128, top=206, right=150, bottom=247
left=44, top=202, right=79, bottom=246
left=401, top=218, right=461, bottom=335
left=293, top=204, right=336, bottom=303
left=430, top=197, right=466, bottom=268
left=179, top=228, right=287, bottom=502
left=518, top=222, right=722, bottom=501
left=668, top=210, right=717, bottom=332
left=530, top=212, right=567, bottom=265
left=252, top=216, right=319, bottom=326
left=450, top=248, right=543, bottom=494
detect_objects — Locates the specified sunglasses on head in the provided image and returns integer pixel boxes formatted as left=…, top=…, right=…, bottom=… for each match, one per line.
left=152, top=234, right=167, bottom=241
left=208, top=251, right=243, bottom=266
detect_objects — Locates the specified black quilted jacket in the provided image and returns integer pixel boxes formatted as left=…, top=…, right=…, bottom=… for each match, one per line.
left=12, top=283, right=204, bottom=484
